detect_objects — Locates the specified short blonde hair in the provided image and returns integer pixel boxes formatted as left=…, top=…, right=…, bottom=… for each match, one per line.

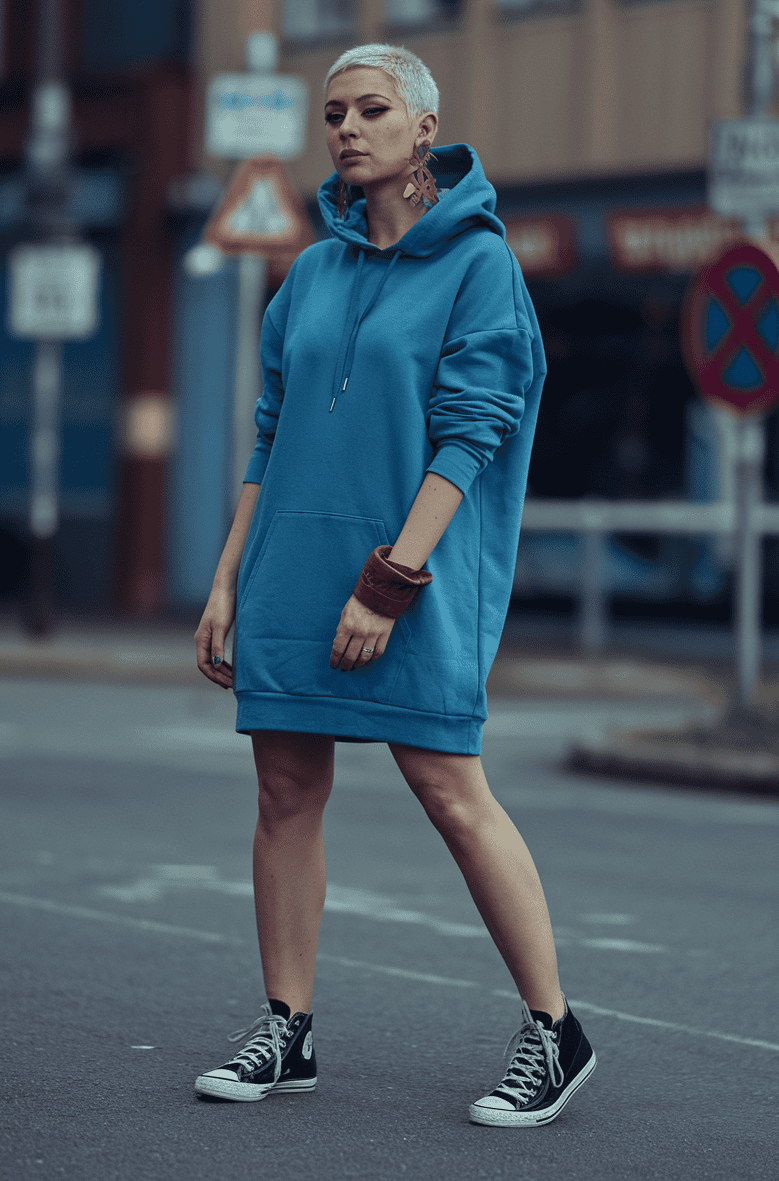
left=324, top=43, right=439, bottom=120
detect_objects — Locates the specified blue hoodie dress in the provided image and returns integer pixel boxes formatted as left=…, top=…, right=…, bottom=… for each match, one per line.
left=233, top=144, right=546, bottom=755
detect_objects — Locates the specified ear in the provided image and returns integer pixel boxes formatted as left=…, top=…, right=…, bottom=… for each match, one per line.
left=415, top=112, right=438, bottom=149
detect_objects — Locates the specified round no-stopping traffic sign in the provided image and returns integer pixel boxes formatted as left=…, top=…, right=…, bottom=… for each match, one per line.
left=681, top=238, right=779, bottom=416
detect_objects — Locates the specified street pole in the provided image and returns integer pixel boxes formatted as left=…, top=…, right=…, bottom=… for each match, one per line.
left=580, top=507, right=608, bottom=656
left=22, top=0, right=70, bottom=635
left=734, top=418, right=765, bottom=705
left=230, top=33, right=277, bottom=511
left=233, top=253, right=268, bottom=508
left=727, top=0, right=777, bottom=699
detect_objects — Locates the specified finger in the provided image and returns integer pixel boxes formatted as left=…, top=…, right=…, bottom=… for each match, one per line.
left=210, top=626, right=227, bottom=664
left=194, top=627, right=212, bottom=669
left=195, top=629, right=232, bottom=688
left=199, top=660, right=231, bottom=687
left=354, top=635, right=379, bottom=667
left=339, top=635, right=367, bottom=672
left=330, top=630, right=351, bottom=670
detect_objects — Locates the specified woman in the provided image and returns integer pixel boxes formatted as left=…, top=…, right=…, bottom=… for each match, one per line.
left=193, top=43, right=596, bottom=1127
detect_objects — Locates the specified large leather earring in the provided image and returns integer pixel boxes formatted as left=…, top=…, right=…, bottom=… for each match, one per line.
left=403, top=144, right=438, bottom=208
left=337, top=178, right=351, bottom=219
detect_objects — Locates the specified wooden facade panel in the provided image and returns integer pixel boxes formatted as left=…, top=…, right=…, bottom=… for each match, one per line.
left=491, top=18, right=582, bottom=180
left=618, top=1, right=709, bottom=168
left=260, top=0, right=745, bottom=191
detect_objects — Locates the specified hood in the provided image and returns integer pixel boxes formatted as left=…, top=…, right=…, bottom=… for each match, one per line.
left=317, top=143, right=505, bottom=258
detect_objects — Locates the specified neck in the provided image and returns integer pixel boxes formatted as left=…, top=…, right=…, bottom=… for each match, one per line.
left=362, top=175, right=427, bottom=251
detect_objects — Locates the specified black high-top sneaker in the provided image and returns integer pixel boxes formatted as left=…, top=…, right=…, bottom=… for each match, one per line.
left=469, top=999, right=595, bottom=1126
left=195, top=1003, right=316, bottom=1102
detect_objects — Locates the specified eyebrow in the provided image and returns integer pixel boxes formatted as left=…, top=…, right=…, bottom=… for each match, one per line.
left=324, top=93, right=392, bottom=108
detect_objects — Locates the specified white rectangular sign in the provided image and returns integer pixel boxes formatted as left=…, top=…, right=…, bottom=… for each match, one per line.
left=206, top=74, right=308, bottom=161
left=708, top=117, right=779, bottom=218
left=7, top=242, right=102, bottom=340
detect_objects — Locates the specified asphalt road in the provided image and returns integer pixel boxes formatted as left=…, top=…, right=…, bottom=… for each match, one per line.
left=1, top=677, right=777, bottom=1181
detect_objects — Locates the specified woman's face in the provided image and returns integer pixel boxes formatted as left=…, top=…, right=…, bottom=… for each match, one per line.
left=324, top=66, right=435, bottom=191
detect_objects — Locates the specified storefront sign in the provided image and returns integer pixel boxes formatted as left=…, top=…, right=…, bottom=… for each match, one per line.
left=607, top=206, right=751, bottom=272
left=504, top=216, right=576, bottom=277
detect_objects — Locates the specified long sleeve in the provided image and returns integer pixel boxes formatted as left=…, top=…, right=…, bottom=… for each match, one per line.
left=425, top=240, right=539, bottom=495
left=242, top=306, right=286, bottom=485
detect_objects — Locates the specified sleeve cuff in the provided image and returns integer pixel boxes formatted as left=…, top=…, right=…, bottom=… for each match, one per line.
left=243, top=445, right=271, bottom=485
left=426, top=444, right=483, bottom=496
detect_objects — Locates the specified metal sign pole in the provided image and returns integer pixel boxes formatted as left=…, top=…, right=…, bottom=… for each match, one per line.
left=230, top=35, right=276, bottom=512
left=24, top=340, right=63, bottom=632
left=199, top=31, right=310, bottom=515
left=29, top=340, right=64, bottom=541
left=734, top=417, right=765, bottom=705
left=232, top=253, right=268, bottom=508
left=22, top=0, right=68, bottom=634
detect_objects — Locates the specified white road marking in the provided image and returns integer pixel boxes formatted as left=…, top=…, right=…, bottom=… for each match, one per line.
left=131, top=1046, right=157, bottom=1050
left=1, top=890, right=775, bottom=1054
left=317, top=954, right=481, bottom=990
left=152, top=727, right=248, bottom=751
left=493, top=993, right=779, bottom=1055
left=580, top=914, right=635, bottom=925
left=94, top=870, right=668, bottom=951
left=580, top=938, right=666, bottom=953
left=0, top=891, right=240, bottom=944
left=323, top=885, right=488, bottom=938
left=99, top=864, right=253, bottom=904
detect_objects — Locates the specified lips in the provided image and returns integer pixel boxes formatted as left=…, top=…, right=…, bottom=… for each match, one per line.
left=340, top=151, right=367, bottom=160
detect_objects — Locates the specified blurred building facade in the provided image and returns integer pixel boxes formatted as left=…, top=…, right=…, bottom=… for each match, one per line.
left=1, top=0, right=773, bottom=618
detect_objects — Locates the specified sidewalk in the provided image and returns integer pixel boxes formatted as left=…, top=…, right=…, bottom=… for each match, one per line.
left=4, top=615, right=779, bottom=792
left=0, top=615, right=731, bottom=703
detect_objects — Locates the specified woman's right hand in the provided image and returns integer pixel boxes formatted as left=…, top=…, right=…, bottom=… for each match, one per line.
left=194, top=587, right=236, bottom=689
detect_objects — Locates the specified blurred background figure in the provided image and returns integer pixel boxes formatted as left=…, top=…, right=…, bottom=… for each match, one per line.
left=0, top=0, right=770, bottom=644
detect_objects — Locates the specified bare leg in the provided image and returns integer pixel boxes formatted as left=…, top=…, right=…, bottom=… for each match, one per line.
left=250, top=731, right=335, bottom=1015
left=389, top=743, right=565, bottom=1021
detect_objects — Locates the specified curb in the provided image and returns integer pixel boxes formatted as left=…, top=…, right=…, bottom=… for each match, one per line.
left=0, top=639, right=726, bottom=702
left=568, top=734, right=779, bottom=795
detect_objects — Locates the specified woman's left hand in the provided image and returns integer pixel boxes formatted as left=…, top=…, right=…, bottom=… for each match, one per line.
left=330, top=594, right=396, bottom=671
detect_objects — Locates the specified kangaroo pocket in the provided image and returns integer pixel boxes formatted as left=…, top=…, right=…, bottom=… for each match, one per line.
left=235, top=511, right=411, bottom=703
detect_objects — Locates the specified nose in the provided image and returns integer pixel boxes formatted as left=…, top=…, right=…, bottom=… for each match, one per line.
left=338, top=109, right=359, bottom=137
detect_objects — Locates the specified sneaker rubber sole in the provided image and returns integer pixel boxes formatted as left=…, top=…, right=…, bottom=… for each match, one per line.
left=194, top=1075, right=317, bottom=1102
left=468, top=1053, right=596, bottom=1127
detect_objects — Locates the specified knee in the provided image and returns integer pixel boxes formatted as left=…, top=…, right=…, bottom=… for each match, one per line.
left=256, top=765, right=331, bottom=829
left=407, top=773, right=476, bottom=841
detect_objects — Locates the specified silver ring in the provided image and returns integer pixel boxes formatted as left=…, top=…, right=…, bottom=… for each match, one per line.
left=362, top=647, right=374, bottom=654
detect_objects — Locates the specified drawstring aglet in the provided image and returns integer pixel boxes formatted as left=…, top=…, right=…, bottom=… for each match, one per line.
left=330, top=376, right=348, bottom=413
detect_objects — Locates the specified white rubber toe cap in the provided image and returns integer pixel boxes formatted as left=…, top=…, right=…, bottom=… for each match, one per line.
left=472, top=1096, right=515, bottom=1111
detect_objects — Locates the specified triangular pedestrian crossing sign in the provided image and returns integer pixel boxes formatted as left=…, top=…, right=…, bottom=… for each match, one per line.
left=204, top=157, right=312, bottom=258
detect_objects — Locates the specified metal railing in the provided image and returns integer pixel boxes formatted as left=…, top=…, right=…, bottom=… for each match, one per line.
left=517, top=417, right=773, bottom=703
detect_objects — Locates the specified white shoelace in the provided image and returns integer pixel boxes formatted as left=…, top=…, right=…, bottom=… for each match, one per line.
left=225, top=1003, right=288, bottom=1083
left=496, top=1000, right=565, bottom=1104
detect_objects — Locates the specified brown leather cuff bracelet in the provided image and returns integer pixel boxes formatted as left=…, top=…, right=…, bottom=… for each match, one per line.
left=352, top=545, right=433, bottom=619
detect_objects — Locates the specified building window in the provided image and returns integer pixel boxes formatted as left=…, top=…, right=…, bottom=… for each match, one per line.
left=283, top=0, right=356, bottom=39
left=385, top=0, right=459, bottom=25
left=79, top=0, right=191, bottom=73
left=497, top=0, right=573, bottom=12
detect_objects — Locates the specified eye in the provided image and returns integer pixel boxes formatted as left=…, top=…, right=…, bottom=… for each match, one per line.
left=363, top=107, right=387, bottom=117
left=325, top=112, right=343, bottom=124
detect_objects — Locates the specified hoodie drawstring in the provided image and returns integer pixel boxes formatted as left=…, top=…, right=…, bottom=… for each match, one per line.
left=330, top=250, right=402, bottom=412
